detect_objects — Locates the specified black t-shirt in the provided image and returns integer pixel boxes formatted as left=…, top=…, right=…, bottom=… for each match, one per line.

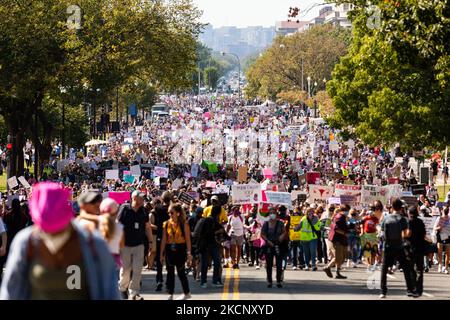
left=154, top=204, right=170, bottom=240
left=118, top=205, right=149, bottom=247
left=409, top=217, right=426, bottom=253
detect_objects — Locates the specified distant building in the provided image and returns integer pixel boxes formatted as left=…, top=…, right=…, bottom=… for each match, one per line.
left=199, top=25, right=276, bottom=59
left=276, top=4, right=353, bottom=35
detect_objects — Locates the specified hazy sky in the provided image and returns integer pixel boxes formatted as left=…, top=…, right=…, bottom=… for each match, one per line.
left=193, top=0, right=323, bottom=28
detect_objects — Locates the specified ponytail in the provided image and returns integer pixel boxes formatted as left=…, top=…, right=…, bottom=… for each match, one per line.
left=99, top=214, right=116, bottom=242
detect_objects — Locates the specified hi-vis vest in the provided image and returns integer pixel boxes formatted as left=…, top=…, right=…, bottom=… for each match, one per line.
left=299, top=216, right=321, bottom=241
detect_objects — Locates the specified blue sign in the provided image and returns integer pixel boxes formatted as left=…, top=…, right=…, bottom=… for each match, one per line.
left=128, top=103, right=137, bottom=117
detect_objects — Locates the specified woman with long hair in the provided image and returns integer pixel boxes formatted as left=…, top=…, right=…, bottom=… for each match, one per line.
left=434, top=206, right=450, bottom=274
left=160, top=203, right=192, bottom=300
left=99, top=198, right=124, bottom=272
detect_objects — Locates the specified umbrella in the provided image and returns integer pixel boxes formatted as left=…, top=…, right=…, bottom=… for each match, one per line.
left=85, top=139, right=108, bottom=147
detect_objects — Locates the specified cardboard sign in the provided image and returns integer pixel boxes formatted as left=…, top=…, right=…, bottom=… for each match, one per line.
left=105, top=170, right=119, bottom=181
left=306, top=172, right=320, bottom=185
left=172, top=178, right=183, bottom=190
left=340, top=195, right=357, bottom=206
left=7, top=176, right=19, bottom=189
left=231, top=184, right=261, bottom=205
left=401, top=196, right=418, bottom=207
left=361, top=185, right=388, bottom=205
left=190, top=164, right=199, bottom=178
left=419, top=216, right=439, bottom=238
left=297, top=193, right=308, bottom=203
left=308, top=185, right=334, bottom=202
left=123, top=174, right=135, bottom=184
left=18, top=176, right=31, bottom=189
left=238, top=166, right=248, bottom=183
left=205, top=181, right=217, bottom=189
left=289, top=215, right=301, bottom=241
left=154, top=166, right=169, bottom=178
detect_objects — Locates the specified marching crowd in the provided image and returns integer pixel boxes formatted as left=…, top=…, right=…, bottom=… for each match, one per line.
left=0, top=95, right=449, bottom=300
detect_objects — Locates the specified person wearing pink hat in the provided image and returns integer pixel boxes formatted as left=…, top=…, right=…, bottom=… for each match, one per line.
left=0, top=182, right=119, bottom=300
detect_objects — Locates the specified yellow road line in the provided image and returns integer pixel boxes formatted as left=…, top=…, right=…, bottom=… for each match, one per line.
left=233, top=269, right=240, bottom=300
left=222, top=268, right=232, bottom=300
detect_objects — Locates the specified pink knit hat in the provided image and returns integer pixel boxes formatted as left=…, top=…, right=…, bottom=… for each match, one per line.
left=29, top=182, right=74, bottom=233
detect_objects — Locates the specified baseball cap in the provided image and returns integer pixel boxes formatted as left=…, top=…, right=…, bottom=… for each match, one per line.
left=211, top=195, right=220, bottom=203
left=77, top=191, right=102, bottom=206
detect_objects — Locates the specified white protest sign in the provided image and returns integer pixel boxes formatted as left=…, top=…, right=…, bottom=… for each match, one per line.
left=308, top=185, right=334, bottom=202
left=361, top=185, right=388, bottom=205
left=231, top=184, right=261, bottom=205
left=264, top=191, right=292, bottom=209
left=154, top=166, right=169, bottom=178
left=7, top=176, right=19, bottom=189
left=334, top=184, right=361, bottom=202
left=172, top=178, right=183, bottom=190
left=105, top=170, right=119, bottom=180
left=18, top=176, right=31, bottom=189
left=130, top=165, right=141, bottom=177
left=419, top=216, right=439, bottom=238
left=213, top=185, right=230, bottom=194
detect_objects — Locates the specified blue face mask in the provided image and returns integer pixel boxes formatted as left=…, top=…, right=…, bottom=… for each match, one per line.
left=270, top=214, right=277, bottom=220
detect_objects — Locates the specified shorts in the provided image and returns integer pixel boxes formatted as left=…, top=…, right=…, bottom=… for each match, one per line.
left=231, top=235, right=244, bottom=246
left=222, top=240, right=231, bottom=249
left=333, top=243, right=347, bottom=266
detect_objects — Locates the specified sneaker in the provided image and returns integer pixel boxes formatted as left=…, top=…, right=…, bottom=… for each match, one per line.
left=335, top=273, right=347, bottom=279
left=200, top=283, right=207, bottom=289
left=346, top=260, right=350, bottom=268
left=312, top=266, right=318, bottom=271
left=267, top=283, right=273, bottom=288
left=233, top=264, right=239, bottom=269
left=323, top=267, right=333, bottom=278
left=248, top=263, right=254, bottom=267
left=444, top=268, right=449, bottom=274
left=256, top=265, right=260, bottom=270
left=223, top=263, right=230, bottom=269
left=212, top=282, right=224, bottom=287
left=276, top=282, right=283, bottom=288
left=175, top=293, right=192, bottom=300
left=407, top=291, right=419, bottom=298
left=120, top=291, right=128, bottom=300
left=352, top=262, right=358, bottom=268
left=424, top=267, right=429, bottom=273
left=167, top=295, right=173, bottom=300
left=304, top=266, right=309, bottom=271
left=155, top=283, right=163, bottom=292
left=379, top=294, right=386, bottom=299
left=292, top=266, right=298, bottom=270
left=130, top=294, right=144, bottom=300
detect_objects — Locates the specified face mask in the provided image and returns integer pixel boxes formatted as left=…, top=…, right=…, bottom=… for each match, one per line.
left=270, top=214, right=277, bottom=220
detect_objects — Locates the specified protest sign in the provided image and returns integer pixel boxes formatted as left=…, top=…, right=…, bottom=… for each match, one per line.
left=419, top=216, right=439, bottom=238
left=263, top=168, right=273, bottom=179
left=238, top=165, right=248, bottom=183
left=411, top=184, right=427, bottom=196
left=187, top=191, right=200, bottom=201
left=306, top=172, right=320, bottom=185
left=231, top=184, right=261, bottom=205
left=361, top=185, right=388, bottom=205
left=154, top=166, right=169, bottom=178
left=130, top=165, right=141, bottom=177
left=191, top=164, right=199, bottom=178
left=264, top=191, right=292, bottom=209
left=178, top=192, right=195, bottom=205
left=289, top=215, right=301, bottom=241
left=205, top=181, right=217, bottom=189
left=7, top=176, right=19, bottom=189
left=401, top=196, right=418, bottom=207
left=340, top=195, right=357, bottom=206
left=18, top=176, right=31, bottom=189
left=334, top=184, right=361, bottom=202
left=328, top=197, right=341, bottom=205
left=213, top=185, right=230, bottom=194
left=308, top=185, right=334, bottom=202
left=105, top=170, right=119, bottom=180
left=109, top=191, right=131, bottom=204
left=172, top=178, right=183, bottom=190
left=123, top=174, right=135, bottom=184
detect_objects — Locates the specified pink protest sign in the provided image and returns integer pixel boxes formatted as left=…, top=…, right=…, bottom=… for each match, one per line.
left=263, top=168, right=273, bottom=179
left=109, top=191, right=131, bottom=205
left=205, top=181, right=217, bottom=189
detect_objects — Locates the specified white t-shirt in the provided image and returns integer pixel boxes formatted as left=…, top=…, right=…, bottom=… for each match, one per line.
left=0, top=217, right=6, bottom=234
left=228, top=215, right=244, bottom=237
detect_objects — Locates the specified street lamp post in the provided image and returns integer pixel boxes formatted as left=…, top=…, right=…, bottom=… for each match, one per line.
left=222, top=52, right=241, bottom=101
left=59, top=86, right=67, bottom=159
left=307, top=76, right=311, bottom=98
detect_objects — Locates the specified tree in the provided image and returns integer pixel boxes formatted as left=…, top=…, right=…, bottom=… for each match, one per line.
left=0, top=0, right=202, bottom=178
left=327, top=1, right=450, bottom=151
left=245, top=24, right=351, bottom=101
left=204, top=67, right=220, bottom=90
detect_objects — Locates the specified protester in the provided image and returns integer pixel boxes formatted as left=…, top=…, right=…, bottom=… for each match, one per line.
left=160, top=203, right=192, bottom=300
left=323, top=205, right=350, bottom=279
left=0, top=216, right=6, bottom=282
left=379, top=198, right=418, bottom=298
left=76, top=191, right=103, bottom=231
left=361, top=201, right=382, bottom=271
left=99, top=198, right=124, bottom=272
left=0, top=182, right=119, bottom=300
left=118, top=190, right=152, bottom=300
left=227, top=206, right=244, bottom=269
left=154, top=191, right=171, bottom=291
left=433, top=206, right=450, bottom=274
left=261, top=207, right=286, bottom=288
left=296, top=207, right=320, bottom=271
left=407, top=205, right=426, bottom=296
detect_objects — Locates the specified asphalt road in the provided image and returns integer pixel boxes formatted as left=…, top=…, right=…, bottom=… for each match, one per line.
left=140, top=261, right=450, bottom=300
